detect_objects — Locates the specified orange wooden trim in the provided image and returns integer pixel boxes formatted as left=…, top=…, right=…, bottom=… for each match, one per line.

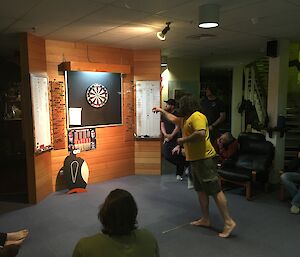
left=62, top=61, right=131, bottom=74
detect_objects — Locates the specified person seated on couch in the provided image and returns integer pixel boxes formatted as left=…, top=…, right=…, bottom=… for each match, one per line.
left=214, top=132, right=239, bottom=165
left=72, top=189, right=160, bottom=257
left=280, top=149, right=300, bottom=214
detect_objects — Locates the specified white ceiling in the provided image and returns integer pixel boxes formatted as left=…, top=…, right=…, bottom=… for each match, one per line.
left=1, top=0, right=300, bottom=66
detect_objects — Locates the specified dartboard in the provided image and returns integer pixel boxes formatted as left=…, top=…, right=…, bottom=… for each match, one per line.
left=86, top=83, right=109, bottom=108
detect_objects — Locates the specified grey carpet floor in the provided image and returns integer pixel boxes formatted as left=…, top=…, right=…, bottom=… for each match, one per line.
left=0, top=174, right=299, bottom=257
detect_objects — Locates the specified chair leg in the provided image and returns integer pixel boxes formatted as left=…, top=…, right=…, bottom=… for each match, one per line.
left=245, top=181, right=252, bottom=200
left=264, top=182, right=270, bottom=192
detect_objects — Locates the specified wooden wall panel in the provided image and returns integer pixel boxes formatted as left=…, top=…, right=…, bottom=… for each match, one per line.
left=45, top=40, right=136, bottom=191
left=66, top=61, right=131, bottom=74
left=135, top=141, right=161, bottom=175
left=34, top=152, right=52, bottom=202
left=28, top=34, right=53, bottom=203
left=133, top=49, right=161, bottom=175
left=20, top=33, right=34, bottom=203
left=20, top=35, right=161, bottom=199
left=20, top=35, right=162, bottom=198
left=27, top=34, right=47, bottom=74
left=20, top=33, right=53, bottom=203
left=133, top=49, right=161, bottom=81
left=51, top=127, right=135, bottom=191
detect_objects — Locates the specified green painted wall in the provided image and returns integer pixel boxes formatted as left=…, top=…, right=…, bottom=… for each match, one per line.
left=167, top=58, right=200, bottom=99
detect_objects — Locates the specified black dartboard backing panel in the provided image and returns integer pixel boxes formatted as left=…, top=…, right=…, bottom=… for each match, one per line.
left=66, top=71, right=122, bottom=128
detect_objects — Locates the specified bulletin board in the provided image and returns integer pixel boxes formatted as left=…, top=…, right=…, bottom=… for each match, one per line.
left=136, top=81, right=160, bottom=138
left=30, top=74, right=52, bottom=153
left=66, top=71, right=122, bottom=129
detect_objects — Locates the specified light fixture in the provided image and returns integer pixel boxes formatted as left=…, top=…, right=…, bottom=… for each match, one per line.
left=198, top=4, right=219, bottom=29
left=157, top=22, right=171, bottom=41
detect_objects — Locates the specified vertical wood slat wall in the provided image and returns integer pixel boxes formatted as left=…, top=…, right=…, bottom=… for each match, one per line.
left=20, top=33, right=53, bottom=203
left=133, top=50, right=161, bottom=175
left=21, top=34, right=161, bottom=203
left=46, top=40, right=136, bottom=191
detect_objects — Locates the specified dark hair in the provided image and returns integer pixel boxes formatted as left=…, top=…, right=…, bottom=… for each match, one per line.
left=98, top=189, right=138, bottom=236
left=178, top=95, right=201, bottom=117
left=222, top=132, right=235, bottom=149
left=206, top=85, right=217, bottom=96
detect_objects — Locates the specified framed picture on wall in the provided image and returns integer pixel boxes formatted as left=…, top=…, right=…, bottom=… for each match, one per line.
left=66, top=71, right=122, bottom=129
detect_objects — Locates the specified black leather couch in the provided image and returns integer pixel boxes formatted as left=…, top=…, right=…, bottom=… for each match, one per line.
left=217, top=132, right=274, bottom=200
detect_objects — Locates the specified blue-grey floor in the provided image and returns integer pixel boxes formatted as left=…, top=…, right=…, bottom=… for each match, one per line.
left=0, top=174, right=299, bottom=257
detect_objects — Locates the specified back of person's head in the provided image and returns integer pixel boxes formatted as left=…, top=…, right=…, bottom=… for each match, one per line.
left=219, top=132, right=236, bottom=149
left=98, top=189, right=138, bottom=236
left=178, top=95, right=201, bottom=117
left=224, top=132, right=234, bottom=143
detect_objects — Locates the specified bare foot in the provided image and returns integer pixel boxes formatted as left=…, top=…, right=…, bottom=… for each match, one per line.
left=218, top=220, right=236, bottom=238
left=5, top=238, right=25, bottom=246
left=190, top=218, right=211, bottom=227
left=7, top=229, right=29, bottom=241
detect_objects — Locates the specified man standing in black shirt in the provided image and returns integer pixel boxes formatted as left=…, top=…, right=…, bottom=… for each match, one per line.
left=161, top=99, right=186, bottom=180
left=201, top=86, right=226, bottom=143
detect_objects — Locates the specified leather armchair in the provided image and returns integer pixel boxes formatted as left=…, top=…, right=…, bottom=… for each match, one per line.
left=218, top=132, right=274, bottom=200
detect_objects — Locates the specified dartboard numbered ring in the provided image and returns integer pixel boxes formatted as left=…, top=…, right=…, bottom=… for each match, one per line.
left=86, top=83, right=109, bottom=108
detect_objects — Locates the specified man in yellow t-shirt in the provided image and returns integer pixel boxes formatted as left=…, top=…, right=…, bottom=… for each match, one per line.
left=153, top=95, right=236, bottom=238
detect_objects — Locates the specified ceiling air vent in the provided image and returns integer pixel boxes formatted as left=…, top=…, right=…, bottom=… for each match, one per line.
left=186, top=33, right=216, bottom=40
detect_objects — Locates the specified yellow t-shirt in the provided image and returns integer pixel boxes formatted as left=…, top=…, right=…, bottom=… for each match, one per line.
left=182, top=111, right=216, bottom=161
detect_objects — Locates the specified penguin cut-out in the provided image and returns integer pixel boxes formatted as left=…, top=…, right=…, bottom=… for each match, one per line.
left=63, top=150, right=89, bottom=194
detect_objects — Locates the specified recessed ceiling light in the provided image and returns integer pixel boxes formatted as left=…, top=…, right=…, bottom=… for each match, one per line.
left=198, top=4, right=219, bottom=29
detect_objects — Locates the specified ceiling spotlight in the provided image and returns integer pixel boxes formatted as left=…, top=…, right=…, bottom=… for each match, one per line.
left=157, top=22, right=171, bottom=41
left=198, top=4, right=219, bottom=29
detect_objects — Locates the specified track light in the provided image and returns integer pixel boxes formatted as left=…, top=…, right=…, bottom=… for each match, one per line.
left=198, top=4, right=219, bottom=29
left=157, top=22, right=171, bottom=41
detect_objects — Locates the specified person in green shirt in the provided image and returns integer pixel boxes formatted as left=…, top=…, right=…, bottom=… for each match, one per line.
left=72, top=189, right=160, bottom=257
left=153, top=95, right=236, bottom=238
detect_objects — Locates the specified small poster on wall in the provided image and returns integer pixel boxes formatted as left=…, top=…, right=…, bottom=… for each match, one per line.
left=66, top=71, right=122, bottom=129
left=68, top=128, right=96, bottom=152
left=69, top=107, right=82, bottom=126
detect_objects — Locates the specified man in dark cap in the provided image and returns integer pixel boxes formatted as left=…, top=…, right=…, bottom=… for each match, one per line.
left=161, top=99, right=186, bottom=180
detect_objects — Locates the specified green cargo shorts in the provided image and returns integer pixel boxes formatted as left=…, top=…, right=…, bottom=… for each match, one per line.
left=190, top=157, right=221, bottom=195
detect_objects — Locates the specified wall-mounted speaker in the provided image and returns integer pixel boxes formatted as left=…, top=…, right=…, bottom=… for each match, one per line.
left=267, top=40, right=277, bottom=57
